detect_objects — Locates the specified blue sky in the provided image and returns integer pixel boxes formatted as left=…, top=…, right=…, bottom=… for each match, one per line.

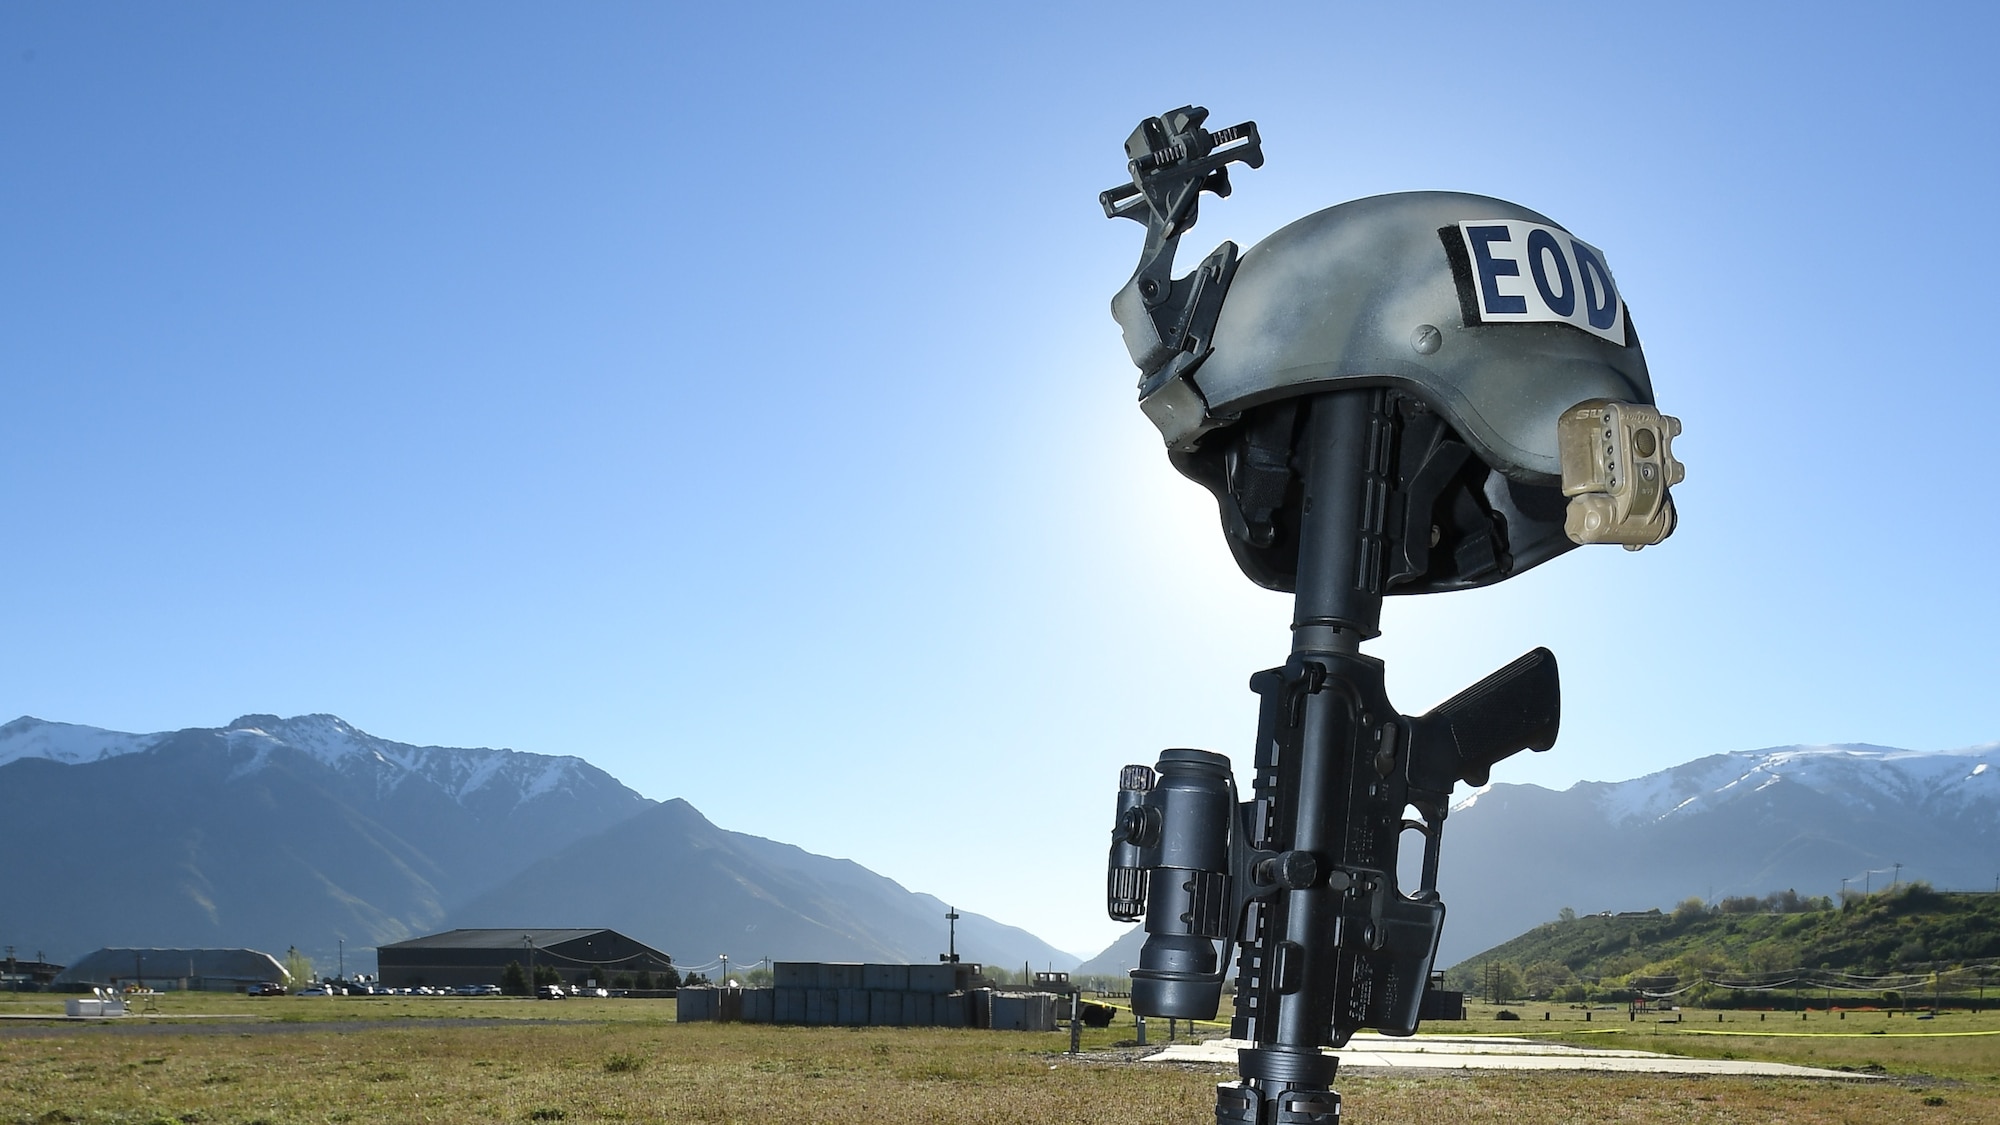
left=5, top=4, right=1996, bottom=957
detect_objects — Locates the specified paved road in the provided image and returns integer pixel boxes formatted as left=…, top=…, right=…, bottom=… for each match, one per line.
left=1142, top=1035, right=1868, bottom=1079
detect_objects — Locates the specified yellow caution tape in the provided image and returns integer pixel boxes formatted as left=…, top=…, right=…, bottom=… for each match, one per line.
left=1461, top=1027, right=2000, bottom=1040
left=1078, top=1002, right=1999, bottom=1040
left=1079, top=999, right=1227, bottom=1029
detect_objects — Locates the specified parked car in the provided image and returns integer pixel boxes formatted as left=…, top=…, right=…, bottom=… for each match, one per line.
left=248, top=982, right=287, bottom=997
left=297, top=986, right=335, bottom=997
left=535, top=984, right=566, bottom=1000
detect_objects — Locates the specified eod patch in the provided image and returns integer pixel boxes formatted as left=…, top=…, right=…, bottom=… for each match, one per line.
left=1445, top=220, right=1627, bottom=345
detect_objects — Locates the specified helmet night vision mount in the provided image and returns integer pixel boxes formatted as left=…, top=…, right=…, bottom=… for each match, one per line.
left=1098, top=107, right=1682, bottom=1125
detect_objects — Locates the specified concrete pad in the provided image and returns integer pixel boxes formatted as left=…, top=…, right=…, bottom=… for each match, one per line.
left=1141, top=1035, right=1866, bottom=1079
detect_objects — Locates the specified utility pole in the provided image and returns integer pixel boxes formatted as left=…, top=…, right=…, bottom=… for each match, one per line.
left=338, top=939, right=344, bottom=982
left=1893, top=862, right=1903, bottom=888
left=942, top=906, right=960, bottom=963
left=720, top=954, right=728, bottom=985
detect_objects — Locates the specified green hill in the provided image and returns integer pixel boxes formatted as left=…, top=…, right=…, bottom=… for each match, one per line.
left=1443, top=884, right=2000, bottom=1008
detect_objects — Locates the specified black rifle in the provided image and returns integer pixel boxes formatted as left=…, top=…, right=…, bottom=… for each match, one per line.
left=1092, top=103, right=1681, bottom=1124
left=1105, top=389, right=1560, bottom=1122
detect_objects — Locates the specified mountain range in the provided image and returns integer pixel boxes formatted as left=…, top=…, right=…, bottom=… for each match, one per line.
left=0, top=714, right=1069, bottom=973
left=8, top=715, right=1992, bottom=982
left=1078, top=742, right=2000, bottom=974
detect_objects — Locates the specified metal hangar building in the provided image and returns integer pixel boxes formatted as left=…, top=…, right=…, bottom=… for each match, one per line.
left=375, top=929, right=675, bottom=989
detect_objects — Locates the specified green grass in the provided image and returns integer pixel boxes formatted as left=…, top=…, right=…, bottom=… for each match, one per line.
left=0, top=991, right=680, bottom=1025
left=1438, top=1000, right=2000, bottom=1083
left=1, top=995, right=1995, bottom=1124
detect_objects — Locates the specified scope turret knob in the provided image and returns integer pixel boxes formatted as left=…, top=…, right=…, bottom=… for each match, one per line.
left=1254, top=850, right=1319, bottom=890
left=1119, top=764, right=1157, bottom=791
left=1118, top=805, right=1162, bottom=847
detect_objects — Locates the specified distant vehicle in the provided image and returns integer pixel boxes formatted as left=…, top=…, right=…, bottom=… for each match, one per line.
left=248, top=982, right=287, bottom=997
left=297, top=986, right=335, bottom=997
left=536, top=984, right=566, bottom=1000
left=583, top=987, right=609, bottom=998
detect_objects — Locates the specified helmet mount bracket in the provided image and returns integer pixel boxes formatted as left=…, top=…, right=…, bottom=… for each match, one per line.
left=1100, top=107, right=1263, bottom=423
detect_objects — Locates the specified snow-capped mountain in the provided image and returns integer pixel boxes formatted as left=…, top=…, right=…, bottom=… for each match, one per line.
left=0, top=716, right=169, bottom=766
left=0, top=713, right=656, bottom=969
left=1431, top=742, right=2000, bottom=966
left=1576, top=744, right=1999, bottom=826
left=0, top=713, right=614, bottom=813
left=0, top=713, right=1076, bottom=975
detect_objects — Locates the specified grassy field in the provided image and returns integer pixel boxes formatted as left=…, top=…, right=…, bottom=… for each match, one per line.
left=1445, top=1000, right=2000, bottom=1083
left=1, top=992, right=1995, bottom=1124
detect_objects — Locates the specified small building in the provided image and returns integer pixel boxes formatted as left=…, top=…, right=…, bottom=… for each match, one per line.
left=2, top=955, right=64, bottom=991
left=676, top=961, right=1065, bottom=1030
left=375, top=928, right=675, bottom=990
left=53, top=948, right=286, bottom=993
left=1419, top=971, right=1467, bottom=1021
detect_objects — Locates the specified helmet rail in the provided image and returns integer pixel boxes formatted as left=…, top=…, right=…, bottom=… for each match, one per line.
left=1100, top=106, right=1263, bottom=429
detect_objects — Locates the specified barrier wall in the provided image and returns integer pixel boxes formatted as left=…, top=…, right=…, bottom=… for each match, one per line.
left=679, top=969, right=1055, bottom=1030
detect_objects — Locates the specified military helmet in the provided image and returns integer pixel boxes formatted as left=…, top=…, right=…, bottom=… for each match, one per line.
left=1110, top=127, right=1681, bottom=596
left=1167, top=191, right=1652, bottom=485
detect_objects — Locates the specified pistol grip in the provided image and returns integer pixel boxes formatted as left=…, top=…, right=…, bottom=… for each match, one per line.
left=1408, top=647, right=1560, bottom=789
